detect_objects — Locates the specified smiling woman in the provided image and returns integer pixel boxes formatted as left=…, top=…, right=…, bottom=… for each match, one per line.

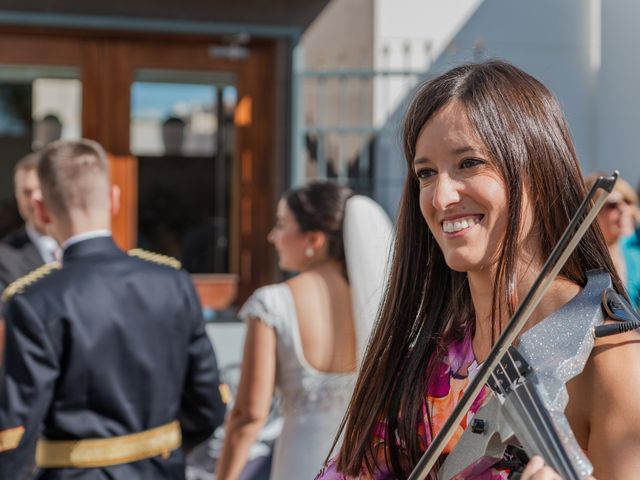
left=413, top=100, right=512, bottom=274
left=315, top=60, right=640, bottom=480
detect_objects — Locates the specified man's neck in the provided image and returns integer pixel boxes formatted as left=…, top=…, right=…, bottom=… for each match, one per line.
left=51, top=211, right=111, bottom=246
left=61, top=229, right=112, bottom=251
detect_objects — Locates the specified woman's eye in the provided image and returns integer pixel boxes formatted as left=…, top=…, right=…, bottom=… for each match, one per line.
left=460, top=158, right=485, bottom=169
left=416, top=168, right=437, bottom=179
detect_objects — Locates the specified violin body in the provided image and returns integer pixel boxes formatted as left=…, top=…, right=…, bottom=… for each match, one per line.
left=438, top=270, right=611, bottom=480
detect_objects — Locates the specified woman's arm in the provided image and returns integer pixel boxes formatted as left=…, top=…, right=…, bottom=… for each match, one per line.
left=587, top=327, right=640, bottom=478
left=215, top=317, right=277, bottom=480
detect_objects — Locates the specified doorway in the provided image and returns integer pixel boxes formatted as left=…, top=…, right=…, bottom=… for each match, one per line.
left=0, top=29, right=281, bottom=308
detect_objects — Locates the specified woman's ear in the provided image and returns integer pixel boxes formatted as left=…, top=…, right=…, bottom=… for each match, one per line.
left=308, top=231, right=328, bottom=252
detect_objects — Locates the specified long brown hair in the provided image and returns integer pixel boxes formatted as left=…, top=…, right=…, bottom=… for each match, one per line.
left=333, top=60, right=623, bottom=478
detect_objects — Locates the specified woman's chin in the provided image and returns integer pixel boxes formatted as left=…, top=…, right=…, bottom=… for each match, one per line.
left=444, top=255, right=485, bottom=273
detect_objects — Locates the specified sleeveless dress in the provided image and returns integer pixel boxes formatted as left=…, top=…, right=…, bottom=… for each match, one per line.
left=315, top=332, right=510, bottom=480
left=239, top=284, right=357, bottom=480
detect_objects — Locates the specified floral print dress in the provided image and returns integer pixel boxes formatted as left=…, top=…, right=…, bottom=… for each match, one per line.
left=315, top=333, right=510, bottom=480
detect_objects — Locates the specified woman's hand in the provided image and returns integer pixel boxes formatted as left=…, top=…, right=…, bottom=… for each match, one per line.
left=521, top=456, right=562, bottom=480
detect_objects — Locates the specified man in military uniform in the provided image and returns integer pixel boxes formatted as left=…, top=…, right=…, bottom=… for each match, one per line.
left=0, top=139, right=226, bottom=478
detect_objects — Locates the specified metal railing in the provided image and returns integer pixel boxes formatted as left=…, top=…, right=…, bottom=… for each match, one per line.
left=292, top=63, right=426, bottom=196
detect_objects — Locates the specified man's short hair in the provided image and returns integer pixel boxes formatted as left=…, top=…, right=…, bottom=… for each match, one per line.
left=14, top=152, right=41, bottom=176
left=37, top=139, right=110, bottom=216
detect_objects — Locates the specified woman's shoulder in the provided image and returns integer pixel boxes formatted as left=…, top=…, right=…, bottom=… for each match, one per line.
left=238, top=282, right=292, bottom=328
left=590, top=324, right=640, bottom=385
left=580, top=324, right=640, bottom=424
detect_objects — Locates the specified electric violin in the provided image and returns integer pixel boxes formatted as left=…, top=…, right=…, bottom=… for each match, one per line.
left=408, top=171, right=622, bottom=480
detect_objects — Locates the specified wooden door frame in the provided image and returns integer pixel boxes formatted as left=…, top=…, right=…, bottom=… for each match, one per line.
left=0, top=27, right=281, bottom=307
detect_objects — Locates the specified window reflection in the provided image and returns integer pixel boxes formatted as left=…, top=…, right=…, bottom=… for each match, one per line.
left=0, top=66, right=81, bottom=239
left=131, top=71, right=236, bottom=274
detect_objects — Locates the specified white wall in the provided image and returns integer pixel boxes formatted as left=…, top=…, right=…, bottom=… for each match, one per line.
left=374, top=0, right=600, bottom=214
left=373, top=0, right=481, bottom=126
left=597, top=0, right=640, bottom=189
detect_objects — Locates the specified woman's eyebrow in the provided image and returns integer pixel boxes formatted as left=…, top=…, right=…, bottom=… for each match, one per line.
left=451, top=145, right=476, bottom=155
left=413, top=145, right=478, bottom=165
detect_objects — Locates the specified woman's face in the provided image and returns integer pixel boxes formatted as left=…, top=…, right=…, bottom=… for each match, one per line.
left=413, top=101, right=514, bottom=273
left=267, top=198, right=313, bottom=272
left=597, top=190, right=635, bottom=245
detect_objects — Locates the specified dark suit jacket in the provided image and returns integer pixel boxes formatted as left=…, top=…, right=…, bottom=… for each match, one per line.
left=3, top=227, right=45, bottom=273
left=0, top=243, right=33, bottom=296
left=0, top=236, right=226, bottom=479
left=0, top=228, right=46, bottom=307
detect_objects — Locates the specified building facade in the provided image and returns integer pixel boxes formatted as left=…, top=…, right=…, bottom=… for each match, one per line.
left=0, top=0, right=329, bottom=308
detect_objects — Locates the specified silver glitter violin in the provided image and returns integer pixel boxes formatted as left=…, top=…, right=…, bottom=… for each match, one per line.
left=408, top=172, right=620, bottom=480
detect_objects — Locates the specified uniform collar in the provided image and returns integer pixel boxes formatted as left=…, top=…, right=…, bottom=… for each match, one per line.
left=62, top=235, right=121, bottom=263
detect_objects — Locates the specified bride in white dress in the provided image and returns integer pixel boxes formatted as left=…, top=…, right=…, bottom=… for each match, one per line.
left=215, top=182, right=392, bottom=480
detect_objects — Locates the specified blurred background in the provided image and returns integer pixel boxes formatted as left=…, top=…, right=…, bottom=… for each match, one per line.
left=0, top=0, right=638, bottom=477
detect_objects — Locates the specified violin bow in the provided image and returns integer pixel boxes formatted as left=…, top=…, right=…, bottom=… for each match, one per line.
left=408, top=171, right=618, bottom=480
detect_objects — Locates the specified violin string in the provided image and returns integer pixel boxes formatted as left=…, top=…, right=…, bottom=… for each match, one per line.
left=501, top=349, right=575, bottom=476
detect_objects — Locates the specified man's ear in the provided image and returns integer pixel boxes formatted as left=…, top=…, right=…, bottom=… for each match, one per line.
left=110, top=184, right=121, bottom=217
left=33, top=194, right=52, bottom=227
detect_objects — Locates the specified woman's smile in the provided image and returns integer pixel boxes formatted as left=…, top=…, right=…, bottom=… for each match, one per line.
left=441, top=214, right=484, bottom=235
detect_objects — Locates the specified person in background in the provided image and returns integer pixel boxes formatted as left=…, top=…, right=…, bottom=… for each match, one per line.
left=316, top=61, right=640, bottom=480
left=585, top=173, right=638, bottom=309
left=162, top=116, right=186, bottom=156
left=0, top=152, right=58, bottom=312
left=32, top=114, right=63, bottom=151
left=0, top=139, right=226, bottom=479
left=216, top=181, right=392, bottom=480
left=2, top=152, right=58, bottom=268
left=620, top=180, right=640, bottom=309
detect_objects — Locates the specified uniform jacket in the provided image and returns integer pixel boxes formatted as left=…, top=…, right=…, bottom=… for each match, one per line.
left=0, top=236, right=226, bottom=479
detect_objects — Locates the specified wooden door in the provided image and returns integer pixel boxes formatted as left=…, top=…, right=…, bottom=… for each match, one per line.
left=0, top=28, right=280, bottom=309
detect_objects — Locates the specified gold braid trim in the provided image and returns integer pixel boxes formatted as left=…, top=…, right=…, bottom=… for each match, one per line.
left=1, top=262, right=61, bottom=303
left=0, top=425, right=25, bottom=452
left=128, top=249, right=181, bottom=270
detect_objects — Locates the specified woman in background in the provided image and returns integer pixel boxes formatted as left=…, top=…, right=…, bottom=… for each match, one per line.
left=216, top=181, right=392, bottom=480
left=585, top=173, right=638, bottom=308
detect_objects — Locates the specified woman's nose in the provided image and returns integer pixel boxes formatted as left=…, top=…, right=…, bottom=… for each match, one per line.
left=431, top=174, right=462, bottom=210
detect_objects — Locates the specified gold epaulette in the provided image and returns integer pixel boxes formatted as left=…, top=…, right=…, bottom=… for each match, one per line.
left=1, top=261, right=61, bottom=303
left=128, top=248, right=181, bottom=270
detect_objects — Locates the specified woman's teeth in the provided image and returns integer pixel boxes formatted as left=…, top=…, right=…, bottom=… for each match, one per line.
left=442, top=217, right=480, bottom=233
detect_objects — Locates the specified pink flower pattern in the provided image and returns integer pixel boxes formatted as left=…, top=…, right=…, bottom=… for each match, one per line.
left=315, top=333, right=509, bottom=480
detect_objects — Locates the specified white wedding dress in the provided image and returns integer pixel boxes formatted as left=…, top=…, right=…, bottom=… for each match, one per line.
left=238, top=195, right=393, bottom=479
left=239, top=284, right=356, bottom=480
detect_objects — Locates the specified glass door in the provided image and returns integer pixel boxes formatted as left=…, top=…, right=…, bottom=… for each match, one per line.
left=130, top=69, right=237, bottom=275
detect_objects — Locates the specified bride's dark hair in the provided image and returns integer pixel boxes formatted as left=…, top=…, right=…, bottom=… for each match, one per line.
left=284, top=181, right=353, bottom=266
left=332, top=60, right=623, bottom=478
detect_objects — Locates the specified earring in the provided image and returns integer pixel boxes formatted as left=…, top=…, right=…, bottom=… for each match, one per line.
left=305, top=247, right=314, bottom=258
